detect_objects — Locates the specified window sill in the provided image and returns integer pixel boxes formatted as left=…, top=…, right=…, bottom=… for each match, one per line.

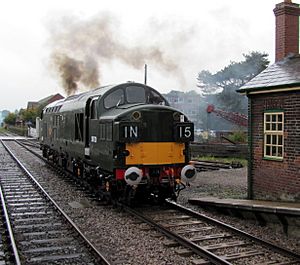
left=263, top=156, right=283, bottom=162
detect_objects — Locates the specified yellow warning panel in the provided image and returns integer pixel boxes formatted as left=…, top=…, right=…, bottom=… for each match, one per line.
left=125, top=142, right=185, bottom=165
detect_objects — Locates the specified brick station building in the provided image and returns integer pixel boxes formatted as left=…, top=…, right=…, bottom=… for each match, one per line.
left=238, top=0, right=300, bottom=202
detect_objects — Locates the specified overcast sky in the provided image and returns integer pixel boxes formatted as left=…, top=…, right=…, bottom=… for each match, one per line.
left=0, top=0, right=292, bottom=111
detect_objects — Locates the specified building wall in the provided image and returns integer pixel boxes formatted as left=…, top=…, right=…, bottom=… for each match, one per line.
left=249, top=90, right=300, bottom=202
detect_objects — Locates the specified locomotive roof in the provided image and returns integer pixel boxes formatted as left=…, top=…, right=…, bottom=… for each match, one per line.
left=44, top=82, right=162, bottom=112
left=59, top=84, right=115, bottom=111
left=64, top=84, right=115, bottom=102
left=45, top=84, right=114, bottom=106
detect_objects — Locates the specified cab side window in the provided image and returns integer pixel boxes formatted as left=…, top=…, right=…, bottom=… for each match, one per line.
left=148, top=90, right=165, bottom=105
left=75, top=113, right=84, bottom=141
left=90, top=100, right=97, bottom=119
left=104, top=89, right=124, bottom=109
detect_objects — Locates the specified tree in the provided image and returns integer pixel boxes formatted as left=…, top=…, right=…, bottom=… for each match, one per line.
left=197, top=51, right=270, bottom=113
left=4, top=112, right=17, bottom=125
left=20, top=108, right=38, bottom=126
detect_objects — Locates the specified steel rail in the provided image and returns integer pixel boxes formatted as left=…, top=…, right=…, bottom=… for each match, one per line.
left=2, top=139, right=111, bottom=265
left=166, top=199, right=300, bottom=261
left=121, top=203, right=232, bottom=265
left=0, top=181, right=22, bottom=265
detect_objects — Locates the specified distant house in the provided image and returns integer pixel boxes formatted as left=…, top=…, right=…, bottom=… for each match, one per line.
left=27, top=93, right=64, bottom=110
left=238, top=0, right=300, bottom=202
left=163, top=90, right=203, bottom=129
left=27, top=101, right=39, bottom=110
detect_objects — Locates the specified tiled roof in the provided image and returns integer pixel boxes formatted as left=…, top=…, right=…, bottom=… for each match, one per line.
left=238, top=54, right=300, bottom=93
left=38, top=93, right=63, bottom=105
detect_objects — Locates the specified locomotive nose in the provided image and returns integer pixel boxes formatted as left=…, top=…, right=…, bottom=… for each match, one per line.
left=181, top=165, right=197, bottom=182
left=124, top=167, right=143, bottom=186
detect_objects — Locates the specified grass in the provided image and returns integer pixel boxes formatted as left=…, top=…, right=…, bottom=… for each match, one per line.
left=193, top=155, right=248, bottom=167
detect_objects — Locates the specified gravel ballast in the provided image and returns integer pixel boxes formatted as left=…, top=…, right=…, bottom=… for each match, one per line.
left=178, top=167, right=300, bottom=254
left=7, top=141, right=300, bottom=263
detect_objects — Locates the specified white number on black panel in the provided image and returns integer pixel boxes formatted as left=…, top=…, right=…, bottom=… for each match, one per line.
left=179, top=126, right=192, bottom=138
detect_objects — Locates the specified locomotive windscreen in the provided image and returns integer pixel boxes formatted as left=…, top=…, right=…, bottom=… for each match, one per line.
left=126, top=86, right=146, bottom=103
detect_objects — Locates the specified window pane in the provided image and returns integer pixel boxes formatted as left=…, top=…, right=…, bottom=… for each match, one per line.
left=272, top=115, right=276, bottom=122
left=272, top=123, right=276, bottom=130
left=148, top=90, right=165, bottom=105
left=266, top=115, right=271, bottom=122
left=104, top=89, right=124, bottom=109
left=266, top=123, right=270, bottom=131
left=272, top=146, right=276, bottom=156
left=75, top=113, right=84, bottom=141
left=266, top=146, right=271, bottom=156
left=278, top=114, right=282, bottom=122
left=91, top=100, right=97, bottom=119
left=278, top=135, right=283, bottom=145
left=266, top=134, right=271, bottom=144
left=278, top=123, right=282, bottom=131
left=278, top=147, right=282, bottom=157
left=272, top=135, right=277, bottom=145
left=126, top=86, right=146, bottom=103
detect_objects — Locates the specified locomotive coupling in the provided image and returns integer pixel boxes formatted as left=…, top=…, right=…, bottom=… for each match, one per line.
left=124, top=167, right=143, bottom=186
left=180, top=165, right=197, bottom=182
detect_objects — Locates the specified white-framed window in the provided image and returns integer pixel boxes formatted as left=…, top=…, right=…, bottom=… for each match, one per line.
left=264, top=112, right=284, bottom=159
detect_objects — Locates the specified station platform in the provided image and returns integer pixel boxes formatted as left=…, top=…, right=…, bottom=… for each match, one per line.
left=189, top=197, right=300, bottom=216
left=189, top=197, right=300, bottom=237
left=0, top=136, right=30, bottom=140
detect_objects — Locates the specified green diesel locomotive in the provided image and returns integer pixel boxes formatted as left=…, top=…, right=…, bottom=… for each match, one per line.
left=40, top=82, right=196, bottom=203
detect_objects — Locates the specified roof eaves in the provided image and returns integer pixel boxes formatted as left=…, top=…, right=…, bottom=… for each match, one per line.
left=237, top=83, right=300, bottom=94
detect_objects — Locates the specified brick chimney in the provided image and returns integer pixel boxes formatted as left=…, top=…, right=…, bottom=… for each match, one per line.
left=273, top=0, right=300, bottom=62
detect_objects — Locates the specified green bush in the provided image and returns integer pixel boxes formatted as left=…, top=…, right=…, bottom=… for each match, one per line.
left=7, top=126, right=27, bottom=136
left=227, top=131, right=247, bottom=143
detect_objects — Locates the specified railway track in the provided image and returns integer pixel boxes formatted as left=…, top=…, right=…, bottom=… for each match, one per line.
left=0, top=140, right=110, bottom=265
left=17, top=139, right=40, bottom=149
left=123, top=200, right=300, bottom=265
left=4, top=137, right=299, bottom=264
left=191, top=159, right=243, bottom=172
